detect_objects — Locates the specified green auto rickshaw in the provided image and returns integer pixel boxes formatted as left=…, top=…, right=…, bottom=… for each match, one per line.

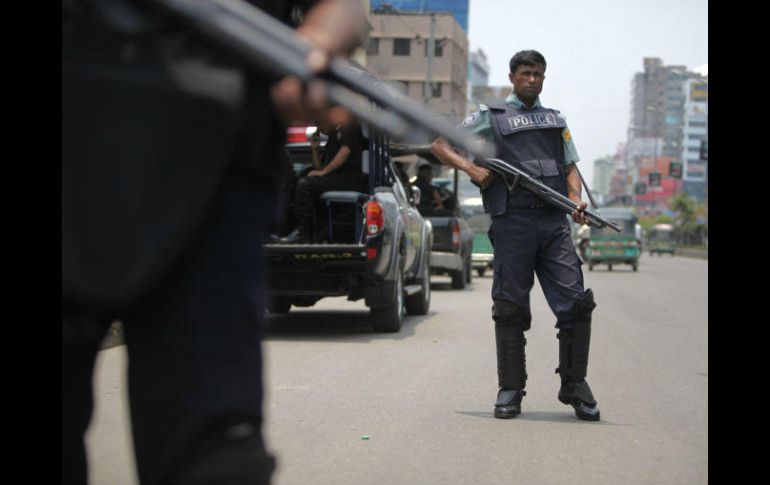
left=584, top=207, right=640, bottom=272
left=648, top=223, right=676, bottom=256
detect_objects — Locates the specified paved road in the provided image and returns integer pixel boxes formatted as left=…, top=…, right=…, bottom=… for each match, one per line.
left=86, top=253, right=707, bottom=484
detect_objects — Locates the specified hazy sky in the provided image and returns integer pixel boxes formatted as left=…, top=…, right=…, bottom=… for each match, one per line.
left=466, top=0, right=708, bottom=186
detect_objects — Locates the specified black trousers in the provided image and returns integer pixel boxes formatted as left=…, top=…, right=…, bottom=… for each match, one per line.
left=62, top=173, right=275, bottom=485
left=490, top=207, right=585, bottom=329
left=293, top=171, right=364, bottom=225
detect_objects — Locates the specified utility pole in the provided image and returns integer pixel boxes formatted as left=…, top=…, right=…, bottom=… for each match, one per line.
left=423, top=13, right=435, bottom=106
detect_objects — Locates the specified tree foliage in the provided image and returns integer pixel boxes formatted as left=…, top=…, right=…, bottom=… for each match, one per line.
left=667, top=193, right=707, bottom=245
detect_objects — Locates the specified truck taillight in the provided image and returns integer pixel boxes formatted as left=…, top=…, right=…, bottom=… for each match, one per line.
left=452, top=220, right=461, bottom=251
left=365, top=201, right=384, bottom=236
left=286, top=126, right=308, bottom=144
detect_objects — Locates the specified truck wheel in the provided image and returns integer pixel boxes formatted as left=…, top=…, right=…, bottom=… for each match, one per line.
left=477, top=267, right=486, bottom=277
left=405, top=253, right=430, bottom=316
left=268, top=297, right=291, bottom=314
left=588, top=263, right=594, bottom=272
left=465, top=256, right=472, bottom=284
left=372, top=265, right=405, bottom=332
left=608, top=264, right=613, bottom=271
left=451, top=260, right=467, bottom=289
left=632, top=263, right=638, bottom=272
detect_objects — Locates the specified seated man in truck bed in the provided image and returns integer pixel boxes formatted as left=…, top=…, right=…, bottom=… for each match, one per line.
left=415, top=163, right=444, bottom=215
left=282, top=120, right=367, bottom=243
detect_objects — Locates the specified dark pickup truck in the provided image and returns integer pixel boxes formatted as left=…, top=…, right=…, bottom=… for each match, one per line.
left=418, top=197, right=473, bottom=289
left=264, top=123, right=433, bottom=333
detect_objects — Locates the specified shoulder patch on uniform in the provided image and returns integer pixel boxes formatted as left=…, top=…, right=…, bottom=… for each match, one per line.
left=462, top=111, right=480, bottom=126
left=562, top=128, right=572, bottom=143
left=479, top=104, right=489, bottom=112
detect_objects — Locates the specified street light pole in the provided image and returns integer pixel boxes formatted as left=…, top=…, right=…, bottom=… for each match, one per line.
left=423, top=13, right=435, bottom=106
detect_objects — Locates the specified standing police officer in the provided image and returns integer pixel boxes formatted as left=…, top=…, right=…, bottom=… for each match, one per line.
left=431, top=50, right=600, bottom=421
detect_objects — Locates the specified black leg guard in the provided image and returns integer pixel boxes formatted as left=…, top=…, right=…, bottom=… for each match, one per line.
left=556, top=289, right=600, bottom=421
left=492, top=300, right=528, bottom=418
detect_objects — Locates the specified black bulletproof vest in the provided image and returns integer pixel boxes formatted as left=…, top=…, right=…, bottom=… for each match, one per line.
left=481, top=101, right=569, bottom=215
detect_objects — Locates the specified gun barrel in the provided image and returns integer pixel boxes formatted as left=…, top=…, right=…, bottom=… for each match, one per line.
left=152, top=0, right=495, bottom=160
left=476, top=158, right=622, bottom=233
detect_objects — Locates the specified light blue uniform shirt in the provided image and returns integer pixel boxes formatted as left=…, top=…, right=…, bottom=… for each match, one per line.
left=461, top=92, right=580, bottom=165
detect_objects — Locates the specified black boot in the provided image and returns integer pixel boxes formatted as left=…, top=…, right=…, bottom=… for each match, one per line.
left=494, top=388, right=526, bottom=419
left=558, top=380, right=599, bottom=421
left=556, top=289, right=600, bottom=421
left=492, top=300, right=529, bottom=419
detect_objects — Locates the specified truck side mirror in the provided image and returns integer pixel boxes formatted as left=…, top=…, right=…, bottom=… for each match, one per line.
left=410, top=185, right=421, bottom=206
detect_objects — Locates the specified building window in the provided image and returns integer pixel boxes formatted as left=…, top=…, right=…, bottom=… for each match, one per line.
left=367, top=38, right=379, bottom=56
left=424, top=41, right=443, bottom=57
left=425, top=82, right=442, bottom=98
left=393, top=38, right=411, bottom=56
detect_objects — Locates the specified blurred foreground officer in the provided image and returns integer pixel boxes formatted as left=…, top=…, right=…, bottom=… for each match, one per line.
left=431, top=50, right=601, bottom=421
left=62, top=1, right=365, bottom=484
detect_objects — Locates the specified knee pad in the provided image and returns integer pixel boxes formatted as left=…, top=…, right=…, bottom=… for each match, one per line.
left=492, top=300, right=531, bottom=329
left=571, top=289, right=596, bottom=323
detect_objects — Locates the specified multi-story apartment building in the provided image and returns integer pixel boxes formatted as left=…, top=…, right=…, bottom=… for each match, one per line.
left=366, top=11, right=469, bottom=123
left=369, top=0, right=469, bottom=32
left=629, top=58, right=693, bottom=158
left=627, top=57, right=707, bottom=212
left=467, top=48, right=490, bottom=104
left=468, top=49, right=489, bottom=87
left=592, top=155, right=615, bottom=204
left=681, top=78, right=708, bottom=201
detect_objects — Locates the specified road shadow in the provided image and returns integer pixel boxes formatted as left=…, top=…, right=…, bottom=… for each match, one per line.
left=264, top=309, right=436, bottom=343
left=455, top=410, right=621, bottom=425
left=429, top=277, right=480, bottom=292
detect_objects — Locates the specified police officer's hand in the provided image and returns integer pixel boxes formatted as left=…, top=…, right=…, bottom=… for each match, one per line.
left=310, top=131, right=321, bottom=150
left=308, top=169, right=326, bottom=177
left=270, top=0, right=366, bottom=126
left=469, top=165, right=494, bottom=189
left=571, top=200, right=589, bottom=225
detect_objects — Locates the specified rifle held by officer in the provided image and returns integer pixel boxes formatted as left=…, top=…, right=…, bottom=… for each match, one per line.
left=150, top=0, right=495, bottom=161
left=474, top=158, right=623, bottom=232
